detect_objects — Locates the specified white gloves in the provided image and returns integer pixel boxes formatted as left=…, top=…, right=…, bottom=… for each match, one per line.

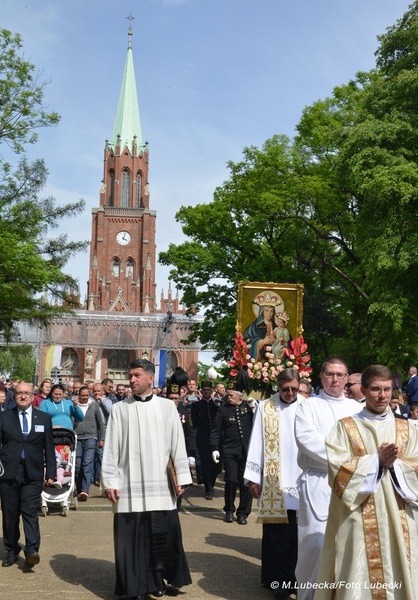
left=212, top=451, right=220, bottom=464
left=188, top=456, right=196, bottom=468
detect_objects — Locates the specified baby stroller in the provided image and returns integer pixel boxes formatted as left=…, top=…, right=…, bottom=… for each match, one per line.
left=40, top=427, right=78, bottom=517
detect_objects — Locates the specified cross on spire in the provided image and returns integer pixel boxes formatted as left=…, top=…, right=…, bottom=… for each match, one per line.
left=127, top=14, right=135, bottom=48
left=127, top=14, right=135, bottom=29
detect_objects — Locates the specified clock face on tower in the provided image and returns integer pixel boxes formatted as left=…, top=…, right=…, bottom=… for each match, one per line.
left=116, top=231, right=131, bottom=246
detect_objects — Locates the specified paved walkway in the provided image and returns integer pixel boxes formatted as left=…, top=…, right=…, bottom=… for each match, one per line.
left=0, top=479, right=276, bottom=600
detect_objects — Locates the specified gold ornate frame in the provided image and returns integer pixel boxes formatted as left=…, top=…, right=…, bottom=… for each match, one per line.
left=237, top=281, right=304, bottom=342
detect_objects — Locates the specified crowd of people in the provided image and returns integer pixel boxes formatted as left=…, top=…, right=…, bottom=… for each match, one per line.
left=1, top=358, right=418, bottom=599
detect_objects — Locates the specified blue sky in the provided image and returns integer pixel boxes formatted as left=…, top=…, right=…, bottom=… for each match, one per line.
left=0, top=0, right=412, bottom=312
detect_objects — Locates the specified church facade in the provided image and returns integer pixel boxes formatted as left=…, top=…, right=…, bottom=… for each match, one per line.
left=39, top=24, right=200, bottom=386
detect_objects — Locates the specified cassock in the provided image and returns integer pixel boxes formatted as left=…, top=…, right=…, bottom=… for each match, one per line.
left=244, top=394, right=303, bottom=592
left=101, top=394, right=192, bottom=598
left=294, top=391, right=360, bottom=600
left=315, top=409, right=418, bottom=600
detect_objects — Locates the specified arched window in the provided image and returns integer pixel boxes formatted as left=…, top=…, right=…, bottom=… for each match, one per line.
left=112, top=258, right=120, bottom=278
left=109, top=170, right=115, bottom=206
left=121, top=169, right=130, bottom=207
left=126, top=258, right=134, bottom=278
left=108, top=349, right=130, bottom=370
left=136, top=172, right=142, bottom=207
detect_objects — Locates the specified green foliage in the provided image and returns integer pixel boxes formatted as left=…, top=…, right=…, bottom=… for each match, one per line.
left=160, top=2, right=418, bottom=374
left=0, top=29, right=88, bottom=338
left=0, top=29, right=60, bottom=154
left=161, top=135, right=316, bottom=360
left=0, top=345, right=36, bottom=382
left=197, top=361, right=214, bottom=383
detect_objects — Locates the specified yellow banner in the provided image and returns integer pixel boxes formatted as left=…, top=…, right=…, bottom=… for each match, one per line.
left=44, top=345, right=62, bottom=373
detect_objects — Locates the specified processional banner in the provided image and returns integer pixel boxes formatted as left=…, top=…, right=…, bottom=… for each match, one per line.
left=237, top=282, right=304, bottom=362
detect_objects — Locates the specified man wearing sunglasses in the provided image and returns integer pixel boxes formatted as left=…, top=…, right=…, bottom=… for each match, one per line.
left=244, top=368, right=304, bottom=599
left=295, top=357, right=360, bottom=600
left=344, top=372, right=365, bottom=403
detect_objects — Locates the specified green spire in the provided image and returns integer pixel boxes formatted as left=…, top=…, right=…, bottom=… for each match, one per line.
left=112, top=26, right=143, bottom=151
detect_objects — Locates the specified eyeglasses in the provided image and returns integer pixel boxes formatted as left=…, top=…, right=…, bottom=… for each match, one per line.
left=279, top=386, right=299, bottom=393
left=323, top=372, right=347, bottom=380
left=15, top=392, right=34, bottom=397
left=368, top=387, right=392, bottom=394
left=344, top=382, right=360, bottom=389
left=299, top=390, right=310, bottom=397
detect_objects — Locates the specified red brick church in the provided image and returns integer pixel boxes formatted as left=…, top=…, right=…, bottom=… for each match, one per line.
left=39, top=21, right=200, bottom=386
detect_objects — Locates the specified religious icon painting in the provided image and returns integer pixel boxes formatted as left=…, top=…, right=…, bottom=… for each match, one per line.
left=237, top=282, right=304, bottom=363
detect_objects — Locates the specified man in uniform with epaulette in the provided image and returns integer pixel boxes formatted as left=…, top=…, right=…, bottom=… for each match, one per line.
left=210, top=381, right=255, bottom=524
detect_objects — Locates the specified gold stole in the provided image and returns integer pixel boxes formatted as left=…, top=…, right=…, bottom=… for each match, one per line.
left=256, top=398, right=288, bottom=524
left=337, top=416, right=410, bottom=600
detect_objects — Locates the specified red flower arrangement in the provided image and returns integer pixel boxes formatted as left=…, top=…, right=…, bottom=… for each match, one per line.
left=227, top=332, right=313, bottom=395
left=282, top=336, right=313, bottom=379
left=227, top=332, right=248, bottom=377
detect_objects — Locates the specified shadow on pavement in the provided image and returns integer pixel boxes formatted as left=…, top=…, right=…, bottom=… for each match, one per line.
left=204, top=531, right=261, bottom=561
left=50, top=553, right=115, bottom=599
left=187, top=551, right=271, bottom=600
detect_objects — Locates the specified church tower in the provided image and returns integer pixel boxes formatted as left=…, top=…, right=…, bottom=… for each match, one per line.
left=87, top=20, right=156, bottom=313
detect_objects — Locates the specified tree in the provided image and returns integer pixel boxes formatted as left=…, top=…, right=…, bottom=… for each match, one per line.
left=0, top=345, right=36, bottom=381
left=160, top=132, right=364, bottom=370
left=339, top=3, right=418, bottom=366
left=0, top=29, right=60, bottom=154
left=297, top=1, right=418, bottom=368
left=160, top=135, right=335, bottom=365
left=160, top=3, right=418, bottom=375
left=0, top=29, right=87, bottom=339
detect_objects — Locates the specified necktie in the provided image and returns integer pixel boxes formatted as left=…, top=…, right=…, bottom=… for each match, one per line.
left=21, top=410, right=28, bottom=459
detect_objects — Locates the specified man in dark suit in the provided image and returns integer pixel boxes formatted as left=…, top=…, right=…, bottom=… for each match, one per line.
left=406, top=366, right=418, bottom=404
left=3, top=378, right=20, bottom=411
left=389, top=395, right=409, bottom=419
left=0, top=381, right=56, bottom=568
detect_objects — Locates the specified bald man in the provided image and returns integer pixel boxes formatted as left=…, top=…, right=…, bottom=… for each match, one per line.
left=344, top=373, right=365, bottom=403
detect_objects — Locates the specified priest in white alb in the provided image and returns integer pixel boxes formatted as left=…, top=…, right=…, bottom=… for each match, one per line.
left=315, top=364, right=418, bottom=599
left=102, top=359, right=192, bottom=600
left=294, top=357, right=360, bottom=600
left=244, top=367, right=304, bottom=600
